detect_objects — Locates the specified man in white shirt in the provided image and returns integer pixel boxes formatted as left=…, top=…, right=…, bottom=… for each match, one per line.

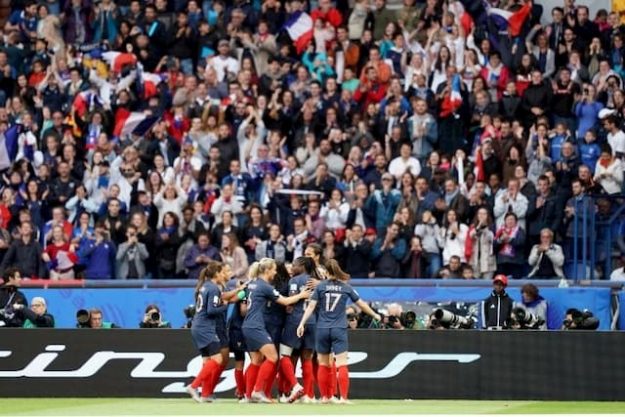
left=610, top=256, right=625, bottom=281
left=494, top=179, right=529, bottom=229
left=388, top=142, right=421, bottom=181
left=206, top=40, right=239, bottom=82
left=605, top=115, right=625, bottom=157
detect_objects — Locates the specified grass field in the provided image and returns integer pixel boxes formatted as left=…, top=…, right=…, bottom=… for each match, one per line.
left=0, top=399, right=624, bottom=416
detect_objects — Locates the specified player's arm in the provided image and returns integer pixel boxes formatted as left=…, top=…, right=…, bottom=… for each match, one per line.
left=297, top=299, right=318, bottom=337
left=222, top=281, right=248, bottom=302
left=356, top=299, right=381, bottom=322
left=276, top=287, right=310, bottom=306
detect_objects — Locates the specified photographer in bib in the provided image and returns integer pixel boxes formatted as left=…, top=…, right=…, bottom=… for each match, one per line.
left=139, top=304, right=171, bottom=328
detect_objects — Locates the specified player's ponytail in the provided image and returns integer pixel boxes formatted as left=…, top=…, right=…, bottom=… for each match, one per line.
left=325, top=259, right=350, bottom=282
left=248, top=261, right=261, bottom=279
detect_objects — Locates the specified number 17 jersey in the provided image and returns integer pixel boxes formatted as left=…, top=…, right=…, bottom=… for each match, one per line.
left=312, top=280, right=360, bottom=329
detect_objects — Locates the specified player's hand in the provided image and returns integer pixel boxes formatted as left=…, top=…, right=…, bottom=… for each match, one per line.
left=299, top=288, right=312, bottom=299
left=296, top=324, right=305, bottom=338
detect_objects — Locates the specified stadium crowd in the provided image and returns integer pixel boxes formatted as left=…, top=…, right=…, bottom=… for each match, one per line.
left=0, top=0, right=624, bottom=284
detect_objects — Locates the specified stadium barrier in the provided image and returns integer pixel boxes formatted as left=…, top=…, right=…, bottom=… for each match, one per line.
left=0, top=329, right=623, bottom=400
left=22, top=281, right=616, bottom=329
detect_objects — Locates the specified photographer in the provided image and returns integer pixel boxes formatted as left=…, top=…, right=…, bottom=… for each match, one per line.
left=0, top=268, right=28, bottom=327
left=513, top=284, right=547, bottom=330
left=482, top=275, right=513, bottom=329
left=14, top=296, right=55, bottom=328
left=139, top=304, right=171, bottom=328
left=562, top=308, right=600, bottom=330
left=527, top=229, right=564, bottom=279
left=76, top=308, right=119, bottom=328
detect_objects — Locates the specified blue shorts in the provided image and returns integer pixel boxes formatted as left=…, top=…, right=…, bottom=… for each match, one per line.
left=217, top=326, right=229, bottom=349
left=282, top=322, right=315, bottom=351
left=191, top=328, right=220, bottom=351
left=199, top=341, right=221, bottom=357
left=266, top=323, right=283, bottom=347
left=229, top=327, right=247, bottom=359
left=242, top=327, right=274, bottom=352
left=315, top=327, right=348, bottom=355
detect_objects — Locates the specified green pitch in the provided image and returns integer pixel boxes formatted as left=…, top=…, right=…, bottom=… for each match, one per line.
left=0, top=399, right=624, bottom=416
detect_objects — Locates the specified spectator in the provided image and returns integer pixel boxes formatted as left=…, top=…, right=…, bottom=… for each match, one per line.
left=343, top=224, right=372, bottom=278
left=184, top=232, right=221, bottom=280
left=466, top=207, right=497, bottom=280
left=414, top=210, right=442, bottom=277
left=155, top=212, right=182, bottom=278
left=42, top=225, right=78, bottom=279
left=388, top=143, right=422, bottom=181
left=440, top=209, right=468, bottom=266
left=482, top=275, right=513, bottom=329
left=494, top=179, right=529, bottom=229
left=593, top=146, right=624, bottom=194
left=219, top=232, right=248, bottom=280
left=372, top=222, right=407, bottom=278
left=514, top=284, right=548, bottom=330
left=255, top=224, right=287, bottom=263
left=528, top=229, right=565, bottom=279
left=366, top=173, right=401, bottom=234
left=494, top=213, right=527, bottom=279
left=527, top=175, right=561, bottom=245
left=0, top=222, right=45, bottom=278
left=84, top=223, right=117, bottom=280
left=211, top=184, right=244, bottom=225
left=14, top=296, right=55, bottom=328
left=116, top=225, right=150, bottom=280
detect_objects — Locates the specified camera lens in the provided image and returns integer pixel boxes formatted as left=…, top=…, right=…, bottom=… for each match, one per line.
left=76, top=309, right=90, bottom=325
left=150, top=311, right=160, bottom=321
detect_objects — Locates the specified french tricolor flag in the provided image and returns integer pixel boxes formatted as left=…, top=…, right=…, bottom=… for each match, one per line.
left=487, top=1, right=532, bottom=37
left=113, top=111, right=160, bottom=138
left=141, top=72, right=164, bottom=99
left=284, top=11, right=314, bottom=54
left=440, top=74, right=463, bottom=118
left=102, top=51, right=138, bottom=74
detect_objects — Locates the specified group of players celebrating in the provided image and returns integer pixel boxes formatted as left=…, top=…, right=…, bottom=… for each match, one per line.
left=186, top=244, right=380, bottom=404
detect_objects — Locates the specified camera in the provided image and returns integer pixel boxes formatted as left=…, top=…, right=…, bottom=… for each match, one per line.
left=511, top=307, right=545, bottom=329
left=183, top=304, right=195, bottom=329
left=431, top=309, right=475, bottom=329
left=402, top=311, right=417, bottom=328
left=76, top=309, right=91, bottom=328
left=150, top=311, right=161, bottom=322
left=562, top=308, right=600, bottom=330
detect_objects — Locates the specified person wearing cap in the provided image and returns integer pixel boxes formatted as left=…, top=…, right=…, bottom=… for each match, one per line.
left=366, top=173, right=401, bottom=235
left=207, top=39, right=239, bottom=83
left=14, top=296, right=55, bottom=328
left=0, top=268, right=28, bottom=327
left=482, top=274, right=513, bottom=329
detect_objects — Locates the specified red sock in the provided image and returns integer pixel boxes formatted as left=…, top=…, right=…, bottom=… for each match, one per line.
left=245, top=364, right=260, bottom=399
left=302, top=359, right=314, bottom=397
left=329, top=362, right=337, bottom=397
left=191, top=359, right=218, bottom=389
left=201, top=363, right=221, bottom=397
left=337, top=366, right=349, bottom=399
left=279, top=356, right=297, bottom=391
left=234, top=369, right=245, bottom=396
left=317, top=365, right=331, bottom=398
left=206, top=365, right=225, bottom=396
left=254, top=360, right=277, bottom=393
left=263, top=362, right=277, bottom=398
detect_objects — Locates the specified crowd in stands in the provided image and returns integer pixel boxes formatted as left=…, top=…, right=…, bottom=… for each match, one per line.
left=0, top=0, right=624, bottom=281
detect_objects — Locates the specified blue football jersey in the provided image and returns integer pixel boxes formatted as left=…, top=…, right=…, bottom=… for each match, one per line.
left=312, top=280, right=360, bottom=328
